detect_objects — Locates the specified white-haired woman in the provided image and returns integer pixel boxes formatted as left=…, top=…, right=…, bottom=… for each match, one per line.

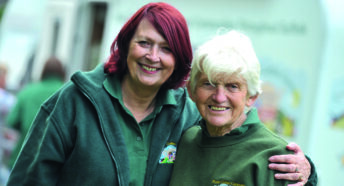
left=170, top=30, right=316, bottom=186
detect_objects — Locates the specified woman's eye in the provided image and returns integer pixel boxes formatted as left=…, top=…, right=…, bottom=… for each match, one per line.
left=138, top=41, right=150, bottom=47
left=203, top=82, right=215, bottom=88
left=203, top=82, right=210, bottom=86
left=227, top=84, right=239, bottom=92
left=161, top=46, right=172, bottom=53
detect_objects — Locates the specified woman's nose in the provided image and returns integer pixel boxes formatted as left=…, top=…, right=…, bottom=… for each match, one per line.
left=212, top=87, right=227, bottom=103
left=146, top=47, right=160, bottom=62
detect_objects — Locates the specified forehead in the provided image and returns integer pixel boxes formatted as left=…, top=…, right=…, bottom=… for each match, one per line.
left=134, top=19, right=164, bottom=40
left=198, top=72, right=246, bottom=84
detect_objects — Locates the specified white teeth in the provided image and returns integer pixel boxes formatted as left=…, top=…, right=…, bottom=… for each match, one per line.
left=210, top=106, right=227, bottom=111
left=142, top=65, right=157, bottom=71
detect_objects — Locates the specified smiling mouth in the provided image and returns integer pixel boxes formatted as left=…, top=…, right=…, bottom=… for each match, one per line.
left=209, top=106, right=229, bottom=111
left=140, top=63, right=159, bottom=72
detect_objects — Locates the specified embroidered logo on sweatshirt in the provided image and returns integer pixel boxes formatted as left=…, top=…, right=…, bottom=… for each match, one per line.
left=159, top=142, right=177, bottom=164
left=212, top=180, right=244, bottom=186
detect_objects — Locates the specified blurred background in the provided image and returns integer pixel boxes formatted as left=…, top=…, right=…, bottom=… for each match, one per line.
left=0, top=0, right=343, bottom=185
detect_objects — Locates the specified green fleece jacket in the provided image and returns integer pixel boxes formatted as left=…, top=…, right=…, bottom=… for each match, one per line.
left=6, top=64, right=201, bottom=186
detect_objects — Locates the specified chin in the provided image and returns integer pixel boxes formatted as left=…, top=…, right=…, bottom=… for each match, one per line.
left=206, top=120, right=230, bottom=128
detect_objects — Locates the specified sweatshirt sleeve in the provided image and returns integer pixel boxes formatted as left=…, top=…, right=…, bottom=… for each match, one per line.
left=6, top=105, right=70, bottom=186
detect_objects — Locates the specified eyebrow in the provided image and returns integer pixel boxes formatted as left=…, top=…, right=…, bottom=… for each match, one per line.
left=135, top=34, right=169, bottom=45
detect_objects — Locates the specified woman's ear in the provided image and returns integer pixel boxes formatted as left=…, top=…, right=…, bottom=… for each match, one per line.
left=246, top=93, right=259, bottom=107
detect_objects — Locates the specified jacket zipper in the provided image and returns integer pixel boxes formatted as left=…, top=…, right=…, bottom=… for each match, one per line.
left=81, top=91, right=123, bottom=185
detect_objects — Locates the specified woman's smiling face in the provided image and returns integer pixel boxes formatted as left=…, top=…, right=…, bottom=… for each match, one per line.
left=190, top=73, right=257, bottom=134
left=126, top=18, right=176, bottom=89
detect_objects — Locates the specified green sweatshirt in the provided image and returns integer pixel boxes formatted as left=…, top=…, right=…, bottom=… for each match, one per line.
left=170, top=109, right=294, bottom=186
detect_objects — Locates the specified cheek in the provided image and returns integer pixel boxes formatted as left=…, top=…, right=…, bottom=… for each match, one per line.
left=163, top=54, right=176, bottom=69
left=167, top=59, right=176, bottom=71
left=230, top=95, right=247, bottom=109
left=128, top=44, right=145, bottom=59
left=194, top=91, right=209, bottom=106
left=126, top=55, right=136, bottom=70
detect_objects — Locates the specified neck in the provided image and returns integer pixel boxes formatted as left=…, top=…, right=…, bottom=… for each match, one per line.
left=121, top=74, right=160, bottom=122
left=207, top=112, right=247, bottom=137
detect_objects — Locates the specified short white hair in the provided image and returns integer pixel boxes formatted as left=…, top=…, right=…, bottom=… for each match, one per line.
left=189, top=30, right=262, bottom=96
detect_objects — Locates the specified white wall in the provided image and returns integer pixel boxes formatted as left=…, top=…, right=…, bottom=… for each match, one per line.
left=31, top=0, right=78, bottom=81
left=0, top=0, right=48, bottom=89
left=308, top=0, right=344, bottom=185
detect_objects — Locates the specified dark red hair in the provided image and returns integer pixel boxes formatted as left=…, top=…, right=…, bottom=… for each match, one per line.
left=104, top=2, right=192, bottom=89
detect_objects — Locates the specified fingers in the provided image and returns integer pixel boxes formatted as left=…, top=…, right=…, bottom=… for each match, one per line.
left=269, top=153, right=310, bottom=182
left=269, top=142, right=305, bottom=163
left=276, top=173, right=307, bottom=186
left=287, top=183, right=304, bottom=186
left=275, top=173, right=306, bottom=185
left=269, top=142, right=311, bottom=184
left=269, top=163, right=297, bottom=173
left=286, top=142, right=303, bottom=154
left=269, top=154, right=296, bottom=164
left=275, top=173, right=301, bottom=181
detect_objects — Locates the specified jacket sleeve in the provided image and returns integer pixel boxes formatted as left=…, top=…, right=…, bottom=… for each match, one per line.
left=305, top=155, right=318, bottom=186
left=6, top=104, right=72, bottom=186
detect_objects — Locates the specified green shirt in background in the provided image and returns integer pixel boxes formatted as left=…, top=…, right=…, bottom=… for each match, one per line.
left=104, top=75, right=177, bottom=186
left=6, top=77, right=64, bottom=168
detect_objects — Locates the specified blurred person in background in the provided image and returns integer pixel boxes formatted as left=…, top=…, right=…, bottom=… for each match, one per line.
left=7, top=2, right=315, bottom=185
left=169, top=30, right=316, bottom=186
left=6, top=56, right=65, bottom=169
left=0, top=63, right=16, bottom=186
left=0, top=64, right=16, bottom=128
